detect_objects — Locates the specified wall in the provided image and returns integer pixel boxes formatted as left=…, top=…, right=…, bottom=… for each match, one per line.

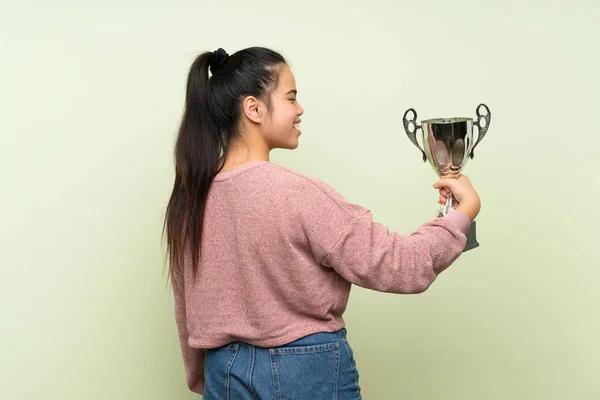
left=2, top=0, right=598, bottom=398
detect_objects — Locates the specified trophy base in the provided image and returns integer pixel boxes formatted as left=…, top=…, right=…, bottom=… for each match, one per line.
left=463, top=220, right=479, bottom=252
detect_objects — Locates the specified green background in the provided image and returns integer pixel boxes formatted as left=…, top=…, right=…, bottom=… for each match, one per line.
left=2, top=0, right=598, bottom=398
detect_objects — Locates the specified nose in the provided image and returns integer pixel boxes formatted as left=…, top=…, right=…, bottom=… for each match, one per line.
left=297, top=102, right=304, bottom=116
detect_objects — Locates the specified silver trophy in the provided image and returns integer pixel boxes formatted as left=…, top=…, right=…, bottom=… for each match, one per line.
left=402, top=104, right=491, bottom=251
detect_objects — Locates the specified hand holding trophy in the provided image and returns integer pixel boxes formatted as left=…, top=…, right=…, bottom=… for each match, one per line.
left=402, top=104, right=491, bottom=251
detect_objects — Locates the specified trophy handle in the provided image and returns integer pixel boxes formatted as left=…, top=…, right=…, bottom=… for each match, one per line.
left=402, top=108, right=426, bottom=162
left=469, top=104, right=491, bottom=159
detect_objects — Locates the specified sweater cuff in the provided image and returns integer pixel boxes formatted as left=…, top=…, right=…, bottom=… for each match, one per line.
left=444, top=210, right=472, bottom=236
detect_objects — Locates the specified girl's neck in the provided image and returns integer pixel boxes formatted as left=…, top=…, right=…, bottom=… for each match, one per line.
left=217, top=134, right=270, bottom=173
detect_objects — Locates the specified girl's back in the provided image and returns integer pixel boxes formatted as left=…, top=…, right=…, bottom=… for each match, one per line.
left=174, top=159, right=469, bottom=349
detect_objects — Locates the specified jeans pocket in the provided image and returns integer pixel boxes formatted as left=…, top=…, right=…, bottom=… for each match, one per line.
left=204, top=343, right=240, bottom=400
left=269, top=341, right=340, bottom=400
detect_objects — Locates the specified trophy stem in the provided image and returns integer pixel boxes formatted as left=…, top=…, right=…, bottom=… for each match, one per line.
left=437, top=190, right=456, bottom=217
left=437, top=192, right=479, bottom=252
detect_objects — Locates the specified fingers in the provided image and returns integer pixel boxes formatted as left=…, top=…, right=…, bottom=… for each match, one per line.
left=439, top=188, right=449, bottom=204
left=432, top=179, right=451, bottom=189
left=433, top=175, right=467, bottom=190
left=438, top=189, right=448, bottom=205
left=433, top=180, right=454, bottom=192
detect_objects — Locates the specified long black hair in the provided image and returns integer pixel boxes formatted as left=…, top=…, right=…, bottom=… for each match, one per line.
left=163, top=47, right=287, bottom=279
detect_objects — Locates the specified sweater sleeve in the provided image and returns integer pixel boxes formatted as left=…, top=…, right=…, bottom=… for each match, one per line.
left=296, top=177, right=471, bottom=294
left=171, top=269, right=205, bottom=395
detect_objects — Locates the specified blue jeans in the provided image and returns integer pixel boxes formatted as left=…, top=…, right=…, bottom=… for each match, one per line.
left=203, top=328, right=362, bottom=399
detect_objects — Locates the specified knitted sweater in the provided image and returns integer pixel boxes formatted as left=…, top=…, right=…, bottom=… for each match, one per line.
left=170, top=161, right=471, bottom=394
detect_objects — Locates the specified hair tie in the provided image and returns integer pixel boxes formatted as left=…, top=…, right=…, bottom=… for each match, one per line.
left=209, top=48, right=229, bottom=74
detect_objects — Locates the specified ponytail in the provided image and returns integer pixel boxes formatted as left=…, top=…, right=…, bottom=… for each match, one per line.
left=163, top=47, right=287, bottom=280
left=163, top=51, right=223, bottom=280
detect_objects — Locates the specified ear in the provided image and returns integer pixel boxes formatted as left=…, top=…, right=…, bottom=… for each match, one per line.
left=242, top=96, right=265, bottom=124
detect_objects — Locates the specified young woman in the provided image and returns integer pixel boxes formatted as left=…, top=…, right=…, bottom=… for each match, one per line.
left=163, top=46, right=480, bottom=399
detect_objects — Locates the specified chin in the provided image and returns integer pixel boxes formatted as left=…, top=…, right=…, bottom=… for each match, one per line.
left=289, top=137, right=300, bottom=149
left=276, top=138, right=299, bottom=150
left=278, top=142, right=298, bottom=150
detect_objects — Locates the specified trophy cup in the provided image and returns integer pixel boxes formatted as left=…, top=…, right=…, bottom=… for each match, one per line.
left=402, top=104, right=491, bottom=251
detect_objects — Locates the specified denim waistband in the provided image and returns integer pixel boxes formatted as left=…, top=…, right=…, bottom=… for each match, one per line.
left=280, top=328, right=347, bottom=348
left=221, top=328, right=347, bottom=351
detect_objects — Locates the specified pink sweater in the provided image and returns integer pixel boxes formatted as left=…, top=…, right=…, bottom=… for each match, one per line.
left=170, top=161, right=471, bottom=394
